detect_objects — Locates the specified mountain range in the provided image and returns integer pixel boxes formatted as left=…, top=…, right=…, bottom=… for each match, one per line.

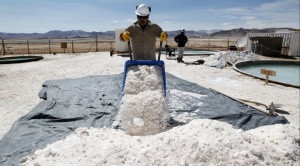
left=0, top=28, right=297, bottom=39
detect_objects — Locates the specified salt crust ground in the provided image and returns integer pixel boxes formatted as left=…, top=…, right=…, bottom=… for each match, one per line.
left=0, top=52, right=299, bottom=165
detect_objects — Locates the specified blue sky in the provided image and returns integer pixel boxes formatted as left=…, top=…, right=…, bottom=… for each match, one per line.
left=0, top=0, right=299, bottom=33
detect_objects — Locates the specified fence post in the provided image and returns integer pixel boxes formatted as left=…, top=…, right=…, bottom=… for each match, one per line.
left=96, top=33, right=98, bottom=52
left=1, top=39, right=5, bottom=55
left=49, top=39, right=51, bottom=54
left=27, top=40, right=30, bottom=54
left=72, top=41, right=74, bottom=53
left=227, top=38, right=229, bottom=49
left=254, top=41, right=257, bottom=53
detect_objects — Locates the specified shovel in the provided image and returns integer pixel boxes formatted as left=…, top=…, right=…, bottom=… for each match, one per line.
left=121, top=41, right=166, bottom=96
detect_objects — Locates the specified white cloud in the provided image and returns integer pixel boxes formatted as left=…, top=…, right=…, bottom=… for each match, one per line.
left=257, top=0, right=299, bottom=11
left=245, top=20, right=264, bottom=28
left=225, top=7, right=250, bottom=14
left=223, top=15, right=237, bottom=19
left=112, top=19, right=135, bottom=23
left=126, top=19, right=136, bottom=23
left=211, top=0, right=299, bottom=30
left=241, top=16, right=255, bottom=21
left=162, top=21, right=171, bottom=24
left=222, top=22, right=232, bottom=26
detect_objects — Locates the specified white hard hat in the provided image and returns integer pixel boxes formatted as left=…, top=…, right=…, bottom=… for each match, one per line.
left=135, top=4, right=151, bottom=16
left=181, top=28, right=185, bottom=32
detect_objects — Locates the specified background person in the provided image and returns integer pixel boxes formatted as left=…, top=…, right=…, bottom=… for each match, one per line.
left=120, top=4, right=168, bottom=60
left=174, top=28, right=188, bottom=63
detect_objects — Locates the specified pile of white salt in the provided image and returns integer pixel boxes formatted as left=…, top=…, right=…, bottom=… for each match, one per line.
left=117, top=65, right=169, bottom=136
left=20, top=119, right=299, bottom=165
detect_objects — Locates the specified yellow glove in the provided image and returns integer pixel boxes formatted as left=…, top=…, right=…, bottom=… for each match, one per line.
left=160, top=32, right=168, bottom=42
left=120, top=31, right=131, bottom=41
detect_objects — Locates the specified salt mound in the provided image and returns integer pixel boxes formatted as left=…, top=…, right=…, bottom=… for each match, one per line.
left=123, top=65, right=164, bottom=95
left=20, top=119, right=299, bottom=165
left=118, top=65, right=169, bottom=136
left=205, top=50, right=259, bottom=68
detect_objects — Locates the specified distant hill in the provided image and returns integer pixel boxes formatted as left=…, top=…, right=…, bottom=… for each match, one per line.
left=0, top=28, right=297, bottom=39
left=208, top=28, right=297, bottom=38
left=0, top=30, right=115, bottom=39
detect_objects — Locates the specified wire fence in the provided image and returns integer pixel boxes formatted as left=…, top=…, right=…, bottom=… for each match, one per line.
left=165, top=38, right=238, bottom=51
left=0, top=37, right=239, bottom=56
left=251, top=43, right=288, bottom=56
left=0, top=38, right=115, bottom=55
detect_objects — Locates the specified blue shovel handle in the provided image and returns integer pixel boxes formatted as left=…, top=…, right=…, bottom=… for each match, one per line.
left=128, top=41, right=132, bottom=60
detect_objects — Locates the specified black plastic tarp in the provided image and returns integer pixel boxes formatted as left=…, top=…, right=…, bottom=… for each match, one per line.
left=0, top=73, right=288, bottom=165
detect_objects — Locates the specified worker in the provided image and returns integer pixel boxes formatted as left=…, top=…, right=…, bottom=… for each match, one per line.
left=120, top=4, right=168, bottom=60
left=174, top=28, right=188, bottom=63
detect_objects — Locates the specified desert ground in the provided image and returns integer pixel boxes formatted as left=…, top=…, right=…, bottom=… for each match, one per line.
left=0, top=35, right=299, bottom=165
left=0, top=49, right=299, bottom=165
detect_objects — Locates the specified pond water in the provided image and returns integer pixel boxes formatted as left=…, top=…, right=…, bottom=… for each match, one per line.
left=0, top=56, right=43, bottom=64
left=236, top=62, right=300, bottom=87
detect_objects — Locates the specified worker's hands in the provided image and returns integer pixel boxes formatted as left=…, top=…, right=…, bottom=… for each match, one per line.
left=120, top=31, right=131, bottom=41
left=160, top=32, right=168, bottom=42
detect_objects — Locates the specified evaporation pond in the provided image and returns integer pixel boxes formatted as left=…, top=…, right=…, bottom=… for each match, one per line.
left=239, top=64, right=300, bottom=86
